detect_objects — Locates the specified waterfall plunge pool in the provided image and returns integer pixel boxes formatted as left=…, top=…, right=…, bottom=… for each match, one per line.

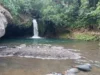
left=0, top=38, right=100, bottom=75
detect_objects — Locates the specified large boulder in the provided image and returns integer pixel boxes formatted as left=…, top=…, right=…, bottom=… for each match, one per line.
left=0, top=5, right=12, bottom=37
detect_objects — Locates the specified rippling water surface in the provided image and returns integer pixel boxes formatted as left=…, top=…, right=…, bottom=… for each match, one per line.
left=0, top=38, right=100, bottom=75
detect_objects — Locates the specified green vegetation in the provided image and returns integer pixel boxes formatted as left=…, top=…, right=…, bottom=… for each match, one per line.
left=73, top=33, right=99, bottom=41
left=0, top=0, right=100, bottom=39
left=59, top=32, right=100, bottom=41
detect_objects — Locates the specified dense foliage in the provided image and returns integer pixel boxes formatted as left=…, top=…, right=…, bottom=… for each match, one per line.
left=0, top=0, right=100, bottom=36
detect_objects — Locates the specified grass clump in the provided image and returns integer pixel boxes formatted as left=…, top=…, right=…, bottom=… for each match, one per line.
left=74, top=33, right=99, bottom=41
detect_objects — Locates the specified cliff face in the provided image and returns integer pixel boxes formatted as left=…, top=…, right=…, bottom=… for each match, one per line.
left=0, top=5, right=12, bottom=37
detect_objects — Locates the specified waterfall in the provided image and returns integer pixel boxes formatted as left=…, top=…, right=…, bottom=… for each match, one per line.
left=32, top=19, right=40, bottom=38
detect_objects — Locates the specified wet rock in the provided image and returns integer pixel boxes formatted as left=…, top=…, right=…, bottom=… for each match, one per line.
left=75, top=63, right=92, bottom=72
left=46, top=72, right=63, bottom=75
left=65, top=68, right=79, bottom=75
left=12, top=44, right=27, bottom=49
left=0, top=46, right=7, bottom=49
left=17, top=44, right=26, bottom=49
left=0, top=44, right=81, bottom=59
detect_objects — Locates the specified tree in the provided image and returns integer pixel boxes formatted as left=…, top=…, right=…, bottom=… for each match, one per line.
left=0, top=0, right=100, bottom=31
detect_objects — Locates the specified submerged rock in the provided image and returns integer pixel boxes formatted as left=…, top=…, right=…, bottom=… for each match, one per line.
left=0, top=46, right=7, bottom=49
left=16, top=44, right=26, bottom=49
left=0, top=44, right=81, bottom=59
left=46, top=72, right=63, bottom=75
left=65, top=68, right=79, bottom=75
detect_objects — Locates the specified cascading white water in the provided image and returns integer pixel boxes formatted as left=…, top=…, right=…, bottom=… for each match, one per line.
left=32, top=19, right=40, bottom=38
